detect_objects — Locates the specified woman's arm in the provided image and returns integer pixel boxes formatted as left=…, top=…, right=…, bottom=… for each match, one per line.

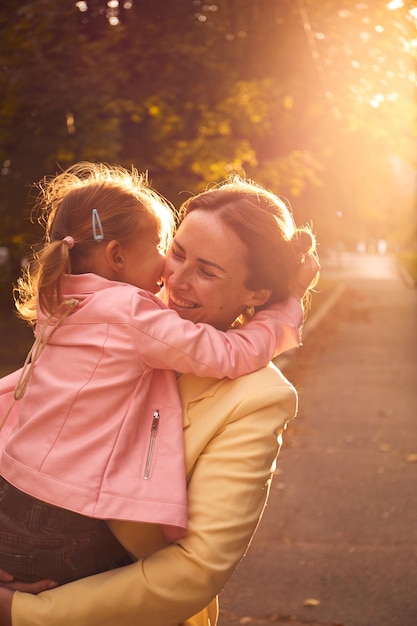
left=0, top=575, right=57, bottom=626
left=11, top=369, right=297, bottom=626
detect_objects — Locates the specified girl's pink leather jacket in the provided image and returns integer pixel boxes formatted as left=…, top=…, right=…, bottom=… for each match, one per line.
left=0, top=273, right=302, bottom=541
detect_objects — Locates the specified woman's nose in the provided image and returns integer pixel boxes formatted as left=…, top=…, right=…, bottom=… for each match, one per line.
left=169, top=263, right=192, bottom=290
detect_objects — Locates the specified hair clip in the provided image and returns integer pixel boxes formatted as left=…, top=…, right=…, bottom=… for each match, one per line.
left=92, top=208, right=104, bottom=241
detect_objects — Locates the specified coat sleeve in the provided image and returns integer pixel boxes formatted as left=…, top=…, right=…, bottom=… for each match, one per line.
left=12, top=376, right=297, bottom=626
left=129, top=290, right=303, bottom=378
left=0, top=369, right=23, bottom=447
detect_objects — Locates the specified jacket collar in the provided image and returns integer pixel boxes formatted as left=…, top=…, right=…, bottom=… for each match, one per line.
left=178, top=374, right=224, bottom=428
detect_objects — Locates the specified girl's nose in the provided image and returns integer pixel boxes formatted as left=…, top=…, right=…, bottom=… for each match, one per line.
left=158, top=256, right=166, bottom=275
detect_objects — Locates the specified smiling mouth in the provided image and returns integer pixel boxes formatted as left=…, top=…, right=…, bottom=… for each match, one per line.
left=169, top=293, right=200, bottom=309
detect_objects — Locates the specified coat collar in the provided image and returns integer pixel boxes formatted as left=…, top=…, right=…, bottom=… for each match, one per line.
left=178, top=374, right=224, bottom=428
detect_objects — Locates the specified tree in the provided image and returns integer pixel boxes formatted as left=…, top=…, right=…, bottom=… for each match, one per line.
left=0, top=0, right=415, bottom=258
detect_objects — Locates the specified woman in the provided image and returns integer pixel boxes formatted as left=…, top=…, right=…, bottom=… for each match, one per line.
left=0, top=176, right=319, bottom=626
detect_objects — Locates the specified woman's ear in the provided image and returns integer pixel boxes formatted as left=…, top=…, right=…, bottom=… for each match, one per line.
left=246, top=288, right=272, bottom=308
left=105, top=240, right=126, bottom=272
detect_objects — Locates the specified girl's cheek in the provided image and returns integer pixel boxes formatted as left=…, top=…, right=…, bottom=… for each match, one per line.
left=161, top=259, right=173, bottom=280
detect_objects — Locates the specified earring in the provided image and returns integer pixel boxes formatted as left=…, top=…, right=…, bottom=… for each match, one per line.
left=246, top=305, right=255, bottom=318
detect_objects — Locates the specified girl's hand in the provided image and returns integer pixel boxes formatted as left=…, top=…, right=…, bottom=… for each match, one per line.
left=290, top=252, right=321, bottom=300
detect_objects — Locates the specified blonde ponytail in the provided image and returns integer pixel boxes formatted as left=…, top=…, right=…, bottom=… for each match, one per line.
left=15, top=239, right=73, bottom=323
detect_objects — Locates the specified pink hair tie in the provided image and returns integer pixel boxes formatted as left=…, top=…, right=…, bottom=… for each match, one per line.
left=63, top=236, right=75, bottom=249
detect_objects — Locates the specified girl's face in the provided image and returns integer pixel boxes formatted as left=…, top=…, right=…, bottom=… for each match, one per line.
left=163, top=209, right=264, bottom=330
left=120, top=223, right=165, bottom=294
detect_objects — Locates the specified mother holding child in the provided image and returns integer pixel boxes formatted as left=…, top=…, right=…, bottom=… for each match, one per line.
left=0, top=162, right=319, bottom=626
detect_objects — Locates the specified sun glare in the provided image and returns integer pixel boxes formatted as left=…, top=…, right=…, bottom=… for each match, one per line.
left=75, top=0, right=133, bottom=25
left=387, top=0, right=404, bottom=9
left=75, top=1, right=87, bottom=12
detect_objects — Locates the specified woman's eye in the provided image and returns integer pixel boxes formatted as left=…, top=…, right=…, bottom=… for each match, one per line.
left=172, top=247, right=185, bottom=260
left=199, top=267, right=216, bottom=279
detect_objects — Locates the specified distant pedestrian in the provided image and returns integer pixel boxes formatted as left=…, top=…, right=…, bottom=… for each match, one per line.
left=377, top=239, right=387, bottom=255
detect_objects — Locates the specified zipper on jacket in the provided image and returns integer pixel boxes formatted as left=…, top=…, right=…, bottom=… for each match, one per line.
left=143, top=410, right=160, bottom=479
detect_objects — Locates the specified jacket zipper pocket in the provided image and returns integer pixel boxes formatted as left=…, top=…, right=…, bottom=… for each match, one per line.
left=143, top=410, right=160, bottom=479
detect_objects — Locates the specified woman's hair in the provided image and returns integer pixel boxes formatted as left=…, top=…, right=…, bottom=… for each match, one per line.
left=15, top=162, right=175, bottom=323
left=179, top=175, right=318, bottom=318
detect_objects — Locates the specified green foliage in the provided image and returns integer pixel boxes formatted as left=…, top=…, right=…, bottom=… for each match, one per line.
left=0, top=0, right=415, bottom=257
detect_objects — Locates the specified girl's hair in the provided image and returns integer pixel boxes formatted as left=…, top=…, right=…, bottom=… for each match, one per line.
left=15, top=162, right=175, bottom=323
left=179, top=175, right=318, bottom=318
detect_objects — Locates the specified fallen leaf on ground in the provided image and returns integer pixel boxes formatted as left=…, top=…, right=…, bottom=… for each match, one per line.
left=303, top=598, right=320, bottom=607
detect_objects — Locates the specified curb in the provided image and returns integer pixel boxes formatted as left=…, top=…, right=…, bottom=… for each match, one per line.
left=273, top=283, right=347, bottom=372
left=302, top=282, right=347, bottom=339
left=397, top=263, right=416, bottom=289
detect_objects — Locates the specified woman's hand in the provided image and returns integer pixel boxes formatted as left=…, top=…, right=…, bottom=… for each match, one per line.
left=0, top=568, right=58, bottom=593
left=290, top=252, right=321, bottom=300
left=0, top=569, right=58, bottom=626
left=0, top=587, right=13, bottom=626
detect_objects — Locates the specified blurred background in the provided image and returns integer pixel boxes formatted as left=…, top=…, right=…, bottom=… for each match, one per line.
left=0, top=0, right=416, bottom=370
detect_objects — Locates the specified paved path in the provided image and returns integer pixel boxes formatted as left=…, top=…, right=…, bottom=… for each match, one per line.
left=218, top=254, right=417, bottom=626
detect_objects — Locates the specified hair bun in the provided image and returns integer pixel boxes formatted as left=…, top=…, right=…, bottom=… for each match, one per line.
left=291, top=228, right=315, bottom=260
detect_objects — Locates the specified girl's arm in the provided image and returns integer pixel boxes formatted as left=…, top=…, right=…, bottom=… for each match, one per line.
left=130, top=251, right=318, bottom=379
left=130, top=290, right=303, bottom=378
left=0, top=369, right=23, bottom=446
left=0, top=369, right=22, bottom=396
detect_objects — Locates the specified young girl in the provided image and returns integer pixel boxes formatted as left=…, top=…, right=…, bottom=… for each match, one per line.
left=0, top=162, right=317, bottom=585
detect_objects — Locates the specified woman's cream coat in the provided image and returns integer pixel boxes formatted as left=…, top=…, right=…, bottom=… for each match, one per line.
left=12, top=364, right=297, bottom=626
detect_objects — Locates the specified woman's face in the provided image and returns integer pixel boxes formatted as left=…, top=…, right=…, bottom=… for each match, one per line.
left=163, top=209, right=263, bottom=330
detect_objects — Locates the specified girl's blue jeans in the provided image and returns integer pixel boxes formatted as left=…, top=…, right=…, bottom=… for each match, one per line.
left=0, top=475, right=133, bottom=583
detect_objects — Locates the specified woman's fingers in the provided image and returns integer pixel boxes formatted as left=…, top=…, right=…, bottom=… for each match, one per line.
left=4, top=579, right=57, bottom=593
left=0, top=570, right=57, bottom=594
left=0, top=571, right=13, bottom=584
